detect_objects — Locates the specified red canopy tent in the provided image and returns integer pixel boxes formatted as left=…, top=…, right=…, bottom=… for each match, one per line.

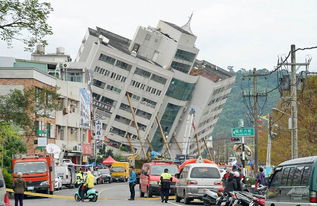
left=102, top=156, right=117, bottom=165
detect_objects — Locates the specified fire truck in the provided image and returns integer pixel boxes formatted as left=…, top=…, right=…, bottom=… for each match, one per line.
left=12, top=155, right=55, bottom=194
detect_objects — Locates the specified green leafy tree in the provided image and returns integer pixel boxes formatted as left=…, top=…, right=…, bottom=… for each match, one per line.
left=0, top=0, right=53, bottom=50
left=0, top=124, right=27, bottom=171
left=0, top=87, right=60, bottom=136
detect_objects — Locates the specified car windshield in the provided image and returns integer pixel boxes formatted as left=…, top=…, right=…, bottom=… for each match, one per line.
left=190, top=167, right=220, bottom=178
left=150, top=165, right=178, bottom=176
left=14, top=161, right=47, bottom=174
left=111, top=167, right=125, bottom=172
left=99, top=169, right=110, bottom=174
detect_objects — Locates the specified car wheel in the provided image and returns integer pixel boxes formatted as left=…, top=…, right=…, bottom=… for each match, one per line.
left=184, top=197, right=191, bottom=204
left=147, top=187, right=153, bottom=198
left=175, top=194, right=181, bottom=202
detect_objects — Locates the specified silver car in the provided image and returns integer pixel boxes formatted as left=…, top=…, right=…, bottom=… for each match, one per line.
left=175, top=163, right=222, bottom=204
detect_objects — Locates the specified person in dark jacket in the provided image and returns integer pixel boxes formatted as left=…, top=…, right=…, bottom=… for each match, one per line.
left=256, top=167, right=267, bottom=186
left=233, top=171, right=242, bottom=191
left=13, top=172, right=26, bottom=206
left=224, top=173, right=237, bottom=192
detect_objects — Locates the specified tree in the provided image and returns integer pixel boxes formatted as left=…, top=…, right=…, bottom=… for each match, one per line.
left=0, top=123, right=27, bottom=170
left=258, top=75, right=317, bottom=165
left=0, top=87, right=60, bottom=136
left=0, top=0, right=53, bottom=50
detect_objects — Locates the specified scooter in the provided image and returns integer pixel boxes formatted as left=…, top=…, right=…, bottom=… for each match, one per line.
left=74, top=184, right=99, bottom=202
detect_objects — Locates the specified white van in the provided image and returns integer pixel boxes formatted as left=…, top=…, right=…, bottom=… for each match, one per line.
left=0, top=169, right=7, bottom=206
left=55, top=164, right=76, bottom=188
left=175, top=163, right=222, bottom=204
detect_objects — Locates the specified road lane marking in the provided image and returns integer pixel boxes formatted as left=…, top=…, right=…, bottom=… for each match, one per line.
left=6, top=188, right=176, bottom=201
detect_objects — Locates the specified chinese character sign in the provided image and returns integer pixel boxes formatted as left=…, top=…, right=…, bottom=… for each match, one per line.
left=80, top=88, right=91, bottom=129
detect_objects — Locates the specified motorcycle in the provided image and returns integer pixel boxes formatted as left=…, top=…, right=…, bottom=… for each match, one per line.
left=203, top=189, right=222, bottom=206
left=74, top=184, right=99, bottom=202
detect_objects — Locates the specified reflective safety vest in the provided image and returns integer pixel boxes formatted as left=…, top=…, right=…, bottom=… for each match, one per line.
left=76, top=172, right=83, bottom=184
left=161, top=172, right=172, bottom=182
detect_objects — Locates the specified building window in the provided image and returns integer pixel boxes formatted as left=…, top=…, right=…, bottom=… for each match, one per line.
left=121, top=77, right=127, bottom=82
left=171, top=61, right=191, bottom=74
left=166, top=78, right=195, bottom=101
left=115, top=60, right=132, bottom=71
left=93, top=79, right=105, bottom=89
left=106, top=84, right=121, bottom=93
left=134, top=67, right=151, bottom=78
left=92, top=93, right=101, bottom=100
left=174, top=49, right=196, bottom=62
left=99, top=54, right=116, bottom=65
left=145, top=34, right=151, bottom=41
left=141, top=97, right=157, bottom=108
left=132, top=43, right=140, bottom=52
left=150, top=74, right=167, bottom=85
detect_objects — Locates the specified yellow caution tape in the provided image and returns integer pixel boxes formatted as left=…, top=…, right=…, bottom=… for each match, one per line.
left=6, top=188, right=175, bottom=200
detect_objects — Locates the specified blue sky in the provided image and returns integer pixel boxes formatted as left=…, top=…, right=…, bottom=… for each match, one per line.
left=1, top=0, right=316, bottom=72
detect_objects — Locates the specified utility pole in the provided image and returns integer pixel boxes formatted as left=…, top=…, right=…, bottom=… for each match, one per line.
left=194, top=135, right=201, bottom=157
left=266, top=114, right=272, bottom=167
left=290, top=44, right=298, bottom=159
left=278, top=44, right=310, bottom=159
left=243, top=68, right=267, bottom=174
left=202, top=138, right=213, bottom=160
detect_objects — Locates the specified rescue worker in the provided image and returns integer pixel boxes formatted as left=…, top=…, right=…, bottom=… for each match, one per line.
left=128, top=166, right=137, bottom=200
left=160, top=168, right=173, bottom=203
left=80, top=170, right=95, bottom=201
left=75, top=169, right=84, bottom=188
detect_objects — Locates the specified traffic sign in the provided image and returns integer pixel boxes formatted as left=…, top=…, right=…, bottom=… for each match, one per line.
left=231, top=128, right=255, bottom=137
left=95, top=120, right=102, bottom=140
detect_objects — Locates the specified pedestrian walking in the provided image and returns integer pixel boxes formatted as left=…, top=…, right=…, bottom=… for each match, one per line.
left=13, top=172, right=26, bottom=206
left=128, top=166, right=136, bottom=200
left=256, top=167, right=267, bottom=187
left=160, top=168, right=172, bottom=203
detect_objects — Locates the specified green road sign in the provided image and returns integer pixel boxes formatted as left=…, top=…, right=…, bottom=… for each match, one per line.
left=231, top=128, right=255, bottom=137
left=36, top=130, right=48, bottom=135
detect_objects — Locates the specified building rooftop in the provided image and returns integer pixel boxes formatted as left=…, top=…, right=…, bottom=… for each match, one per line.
left=192, top=59, right=234, bottom=82
left=162, top=21, right=195, bottom=36
left=88, top=27, right=164, bottom=67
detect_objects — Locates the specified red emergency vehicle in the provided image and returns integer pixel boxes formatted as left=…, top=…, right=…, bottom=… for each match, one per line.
left=12, top=155, right=55, bottom=194
left=139, top=161, right=178, bottom=197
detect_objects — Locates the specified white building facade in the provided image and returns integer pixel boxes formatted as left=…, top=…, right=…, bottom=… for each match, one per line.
left=75, top=19, right=235, bottom=159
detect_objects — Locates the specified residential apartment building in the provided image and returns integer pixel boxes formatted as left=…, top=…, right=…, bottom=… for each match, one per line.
left=0, top=54, right=91, bottom=164
left=0, top=68, right=57, bottom=155
left=75, top=18, right=235, bottom=159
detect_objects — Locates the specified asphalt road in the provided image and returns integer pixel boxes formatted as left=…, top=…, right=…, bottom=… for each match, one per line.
left=8, top=182, right=203, bottom=206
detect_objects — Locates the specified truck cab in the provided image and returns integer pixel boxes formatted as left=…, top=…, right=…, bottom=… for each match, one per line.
left=139, top=161, right=178, bottom=197
left=111, top=162, right=129, bottom=182
left=12, top=156, right=55, bottom=194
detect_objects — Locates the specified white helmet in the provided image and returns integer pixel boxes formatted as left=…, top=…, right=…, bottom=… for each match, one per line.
left=233, top=171, right=240, bottom=177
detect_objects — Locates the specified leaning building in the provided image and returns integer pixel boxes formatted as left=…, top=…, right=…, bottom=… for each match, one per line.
left=75, top=18, right=235, bottom=158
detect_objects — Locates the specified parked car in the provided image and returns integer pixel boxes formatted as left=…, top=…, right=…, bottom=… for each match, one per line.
left=266, top=156, right=317, bottom=206
left=175, top=162, right=222, bottom=204
left=54, top=176, right=63, bottom=190
left=99, top=168, right=112, bottom=183
left=139, top=161, right=178, bottom=197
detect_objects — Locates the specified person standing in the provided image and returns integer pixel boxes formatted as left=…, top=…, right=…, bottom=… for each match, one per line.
left=128, top=166, right=136, bottom=200
left=224, top=172, right=237, bottom=192
left=160, top=168, right=172, bottom=203
left=256, top=167, right=267, bottom=187
left=13, top=172, right=26, bottom=206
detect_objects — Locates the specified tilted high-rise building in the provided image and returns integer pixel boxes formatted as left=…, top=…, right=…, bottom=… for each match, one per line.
left=75, top=18, right=235, bottom=158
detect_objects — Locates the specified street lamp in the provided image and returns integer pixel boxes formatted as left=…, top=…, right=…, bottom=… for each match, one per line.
left=272, top=108, right=291, bottom=116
